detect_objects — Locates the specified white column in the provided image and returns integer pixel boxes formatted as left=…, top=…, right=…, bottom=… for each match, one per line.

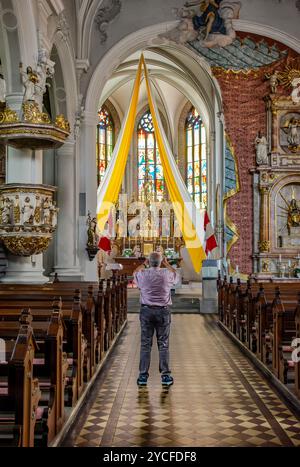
left=54, top=140, right=81, bottom=280
left=1, top=94, right=47, bottom=284
left=79, top=112, right=98, bottom=281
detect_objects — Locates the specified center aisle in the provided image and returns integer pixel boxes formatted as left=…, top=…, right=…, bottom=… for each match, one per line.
left=62, top=314, right=300, bottom=447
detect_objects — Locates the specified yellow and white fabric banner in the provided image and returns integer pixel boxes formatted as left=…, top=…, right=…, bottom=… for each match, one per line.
left=97, top=56, right=143, bottom=232
left=97, top=54, right=207, bottom=273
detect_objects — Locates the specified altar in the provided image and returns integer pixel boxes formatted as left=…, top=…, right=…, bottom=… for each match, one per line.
left=115, top=256, right=183, bottom=277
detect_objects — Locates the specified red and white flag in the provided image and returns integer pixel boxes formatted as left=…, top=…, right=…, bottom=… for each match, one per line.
left=204, top=211, right=218, bottom=255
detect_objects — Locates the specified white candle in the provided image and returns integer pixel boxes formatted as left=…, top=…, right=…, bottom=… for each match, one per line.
left=279, top=254, right=282, bottom=262
left=166, top=236, right=169, bottom=248
left=288, top=260, right=291, bottom=267
left=236, top=265, right=239, bottom=274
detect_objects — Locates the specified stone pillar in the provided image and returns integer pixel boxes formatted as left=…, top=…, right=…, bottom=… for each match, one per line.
left=1, top=95, right=47, bottom=283
left=54, top=140, right=81, bottom=280
left=258, top=186, right=270, bottom=253
left=79, top=112, right=98, bottom=281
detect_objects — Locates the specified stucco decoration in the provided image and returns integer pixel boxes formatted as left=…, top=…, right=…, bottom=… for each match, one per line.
left=160, top=1, right=241, bottom=48
left=95, top=0, right=122, bottom=44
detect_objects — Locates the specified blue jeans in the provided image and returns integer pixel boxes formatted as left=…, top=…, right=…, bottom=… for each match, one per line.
left=139, top=305, right=171, bottom=377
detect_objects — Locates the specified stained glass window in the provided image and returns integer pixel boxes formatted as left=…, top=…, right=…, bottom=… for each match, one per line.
left=185, top=107, right=207, bottom=209
left=138, top=110, right=164, bottom=201
left=97, top=106, right=114, bottom=186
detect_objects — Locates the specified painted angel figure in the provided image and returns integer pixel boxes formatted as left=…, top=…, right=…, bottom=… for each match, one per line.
left=185, top=0, right=226, bottom=40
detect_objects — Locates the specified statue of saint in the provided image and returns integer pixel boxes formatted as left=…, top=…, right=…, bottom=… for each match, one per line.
left=21, top=196, right=34, bottom=224
left=0, top=73, right=6, bottom=104
left=35, top=49, right=55, bottom=111
left=255, top=131, right=268, bottom=165
left=50, top=201, right=59, bottom=228
left=34, top=196, right=42, bottom=224
left=13, top=195, right=21, bottom=224
left=287, top=118, right=299, bottom=148
left=1, top=197, right=11, bottom=224
left=133, top=244, right=142, bottom=258
left=19, top=63, right=39, bottom=103
left=42, top=197, right=51, bottom=224
left=87, top=212, right=97, bottom=247
left=287, top=196, right=300, bottom=235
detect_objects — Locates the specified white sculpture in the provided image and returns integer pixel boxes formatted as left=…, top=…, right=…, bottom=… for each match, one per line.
left=287, top=118, right=299, bottom=147
left=265, top=70, right=279, bottom=94
left=21, top=196, right=34, bottom=224
left=0, top=74, right=6, bottom=104
left=50, top=202, right=59, bottom=228
left=19, top=63, right=38, bottom=103
left=1, top=197, right=11, bottom=224
left=35, top=49, right=55, bottom=111
left=42, top=197, right=51, bottom=224
left=255, top=132, right=269, bottom=165
left=159, top=1, right=241, bottom=48
left=291, top=78, right=300, bottom=105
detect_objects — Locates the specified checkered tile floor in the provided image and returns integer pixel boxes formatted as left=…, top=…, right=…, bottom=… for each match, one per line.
left=62, top=314, right=300, bottom=447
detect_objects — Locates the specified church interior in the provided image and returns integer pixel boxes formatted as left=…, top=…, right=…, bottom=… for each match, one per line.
left=0, top=0, right=300, bottom=449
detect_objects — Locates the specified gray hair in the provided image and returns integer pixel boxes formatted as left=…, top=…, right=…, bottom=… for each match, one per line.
left=149, top=252, right=162, bottom=268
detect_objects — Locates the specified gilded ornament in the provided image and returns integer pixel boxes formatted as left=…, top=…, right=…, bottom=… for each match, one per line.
left=262, top=260, right=270, bottom=273
left=13, top=195, right=21, bottom=224
left=259, top=240, right=270, bottom=253
left=22, top=102, right=51, bottom=124
left=0, top=106, right=19, bottom=124
left=55, top=114, right=70, bottom=132
left=1, top=235, right=52, bottom=256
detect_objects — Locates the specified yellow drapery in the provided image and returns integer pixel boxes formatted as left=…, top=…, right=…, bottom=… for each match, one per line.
left=97, top=54, right=207, bottom=273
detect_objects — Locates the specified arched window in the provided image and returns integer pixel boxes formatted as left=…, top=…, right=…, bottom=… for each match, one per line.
left=97, top=106, right=114, bottom=186
left=138, top=110, right=164, bottom=201
left=185, top=107, right=207, bottom=209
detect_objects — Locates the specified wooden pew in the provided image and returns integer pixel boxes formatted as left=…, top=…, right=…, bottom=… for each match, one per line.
left=0, top=303, right=67, bottom=445
left=0, top=310, right=41, bottom=447
left=0, top=294, right=84, bottom=408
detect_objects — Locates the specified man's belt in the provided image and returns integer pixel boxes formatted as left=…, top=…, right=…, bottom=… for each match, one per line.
left=141, top=304, right=168, bottom=309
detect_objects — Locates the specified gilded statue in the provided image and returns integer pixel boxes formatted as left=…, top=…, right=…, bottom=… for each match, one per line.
left=279, top=189, right=300, bottom=236
left=34, top=196, right=42, bottom=224
left=287, top=197, right=300, bottom=234
left=13, top=195, right=21, bottom=224
left=87, top=212, right=98, bottom=247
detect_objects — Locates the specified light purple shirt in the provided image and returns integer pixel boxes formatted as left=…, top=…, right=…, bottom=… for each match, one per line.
left=134, top=267, right=177, bottom=306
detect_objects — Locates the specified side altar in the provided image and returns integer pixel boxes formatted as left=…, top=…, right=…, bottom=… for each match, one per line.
left=252, top=61, right=300, bottom=279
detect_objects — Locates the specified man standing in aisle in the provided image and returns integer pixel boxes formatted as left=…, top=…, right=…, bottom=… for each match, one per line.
left=133, top=252, right=178, bottom=387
